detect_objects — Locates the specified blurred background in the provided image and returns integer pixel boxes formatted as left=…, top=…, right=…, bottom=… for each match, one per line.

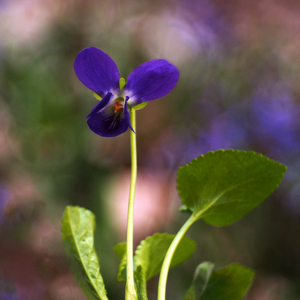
left=0, top=0, right=300, bottom=299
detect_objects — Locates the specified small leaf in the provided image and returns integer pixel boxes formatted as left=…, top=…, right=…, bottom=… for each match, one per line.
left=134, top=265, right=148, bottom=300
left=114, top=242, right=127, bottom=282
left=184, top=262, right=254, bottom=300
left=191, top=262, right=216, bottom=298
left=177, top=150, right=286, bottom=226
left=114, top=242, right=126, bottom=259
left=132, top=101, right=148, bottom=110
left=134, top=233, right=196, bottom=281
left=119, top=77, right=126, bottom=90
left=62, top=206, right=109, bottom=300
left=92, top=91, right=102, bottom=100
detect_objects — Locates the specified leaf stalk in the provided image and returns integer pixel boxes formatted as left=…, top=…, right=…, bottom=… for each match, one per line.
left=157, top=214, right=197, bottom=300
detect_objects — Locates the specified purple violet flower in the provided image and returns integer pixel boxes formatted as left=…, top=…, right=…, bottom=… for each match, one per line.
left=74, top=47, right=179, bottom=137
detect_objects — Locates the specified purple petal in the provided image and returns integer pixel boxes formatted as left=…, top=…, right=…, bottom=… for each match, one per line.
left=87, top=105, right=128, bottom=137
left=85, top=92, right=112, bottom=119
left=124, top=96, right=135, bottom=133
left=74, top=47, right=120, bottom=97
left=125, top=59, right=179, bottom=104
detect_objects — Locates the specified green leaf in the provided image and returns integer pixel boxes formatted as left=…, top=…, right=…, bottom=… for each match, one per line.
left=114, top=234, right=196, bottom=283
left=92, top=91, right=102, bottom=100
left=183, top=262, right=254, bottom=300
left=132, top=101, right=148, bottom=110
left=61, top=206, right=109, bottom=300
left=114, top=242, right=127, bottom=259
left=182, top=286, right=196, bottom=300
left=179, top=205, right=194, bottom=214
left=113, top=245, right=148, bottom=299
left=134, top=265, right=148, bottom=300
left=177, top=150, right=286, bottom=226
left=134, top=233, right=197, bottom=281
left=191, top=262, right=217, bottom=299
left=119, top=77, right=126, bottom=90
left=114, top=242, right=127, bottom=282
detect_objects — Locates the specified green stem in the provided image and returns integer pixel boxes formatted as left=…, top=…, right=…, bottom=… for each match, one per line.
left=125, top=108, right=138, bottom=300
left=157, top=214, right=197, bottom=300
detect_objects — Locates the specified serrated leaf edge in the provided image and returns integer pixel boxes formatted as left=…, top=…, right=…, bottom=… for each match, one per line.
left=177, top=150, right=287, bottom=214
left=177, top=150, right=286, bottom=182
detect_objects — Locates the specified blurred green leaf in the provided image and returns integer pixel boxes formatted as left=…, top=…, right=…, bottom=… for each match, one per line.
left=134, top=266, right=148, bottom=300
left=177, top=150, right=286, bottom=226
left=182, top=286, right=196, bottom=300
left=134, top=233, right=197, bottom=281
left=114, top=242, right=127, bottom=282
left=182, top=262, right=254, bottom=300
left=62, top=206, right=109, bottom=300
left=114, top=241, right=127, bottom=259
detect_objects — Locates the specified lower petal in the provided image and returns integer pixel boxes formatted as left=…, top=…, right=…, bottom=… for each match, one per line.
left=87, top=107, right=128, bottom=137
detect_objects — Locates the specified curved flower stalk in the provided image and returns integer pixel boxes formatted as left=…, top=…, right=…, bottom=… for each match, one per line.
left=74, top=47, right=180, bottom=137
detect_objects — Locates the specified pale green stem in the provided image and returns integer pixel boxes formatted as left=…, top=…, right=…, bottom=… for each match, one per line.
left=125, top=108, right=138, bottom=300
left=157, top=214, right=197, bottom=300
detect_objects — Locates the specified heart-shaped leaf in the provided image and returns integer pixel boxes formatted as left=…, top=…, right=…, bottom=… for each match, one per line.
left=182, top=262, right=254, bottom=300
left=62, top=206, right=108, bottom=300
left=177, top=150, right=286, bottom=226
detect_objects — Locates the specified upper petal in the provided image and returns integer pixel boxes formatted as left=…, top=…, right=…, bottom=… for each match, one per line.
left=125, top=59, right=179, bottom=104
left=74, top=47, right=120, bottom=97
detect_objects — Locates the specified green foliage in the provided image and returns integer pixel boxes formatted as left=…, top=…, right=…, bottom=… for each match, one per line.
left=182, top=262, right=254, bottom=300
left=114, top=242, right=128, bottom=282
left=114, top=233, right=196, bottom=282
left=61, top=151, right=286, bottom=300
left=135, top=233, right=196, bottom=281
left=114, top=245, right=148, bottom=299
left=134, top=266, right=148, bottom=300
left=177, top=150, right=286, bottom=226
left=61, top=206, right=109, bottom=300
left=132, top=101, right=148, bottom=110
left=119, top=77, right=126, bottom=90
left=93, top=91, right=102, bottom=100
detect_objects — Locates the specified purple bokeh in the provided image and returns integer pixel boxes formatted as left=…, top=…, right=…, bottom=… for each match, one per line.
left=250, top=85, right=300, bottom=158
left=0, top=186, right=10, bottom=224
